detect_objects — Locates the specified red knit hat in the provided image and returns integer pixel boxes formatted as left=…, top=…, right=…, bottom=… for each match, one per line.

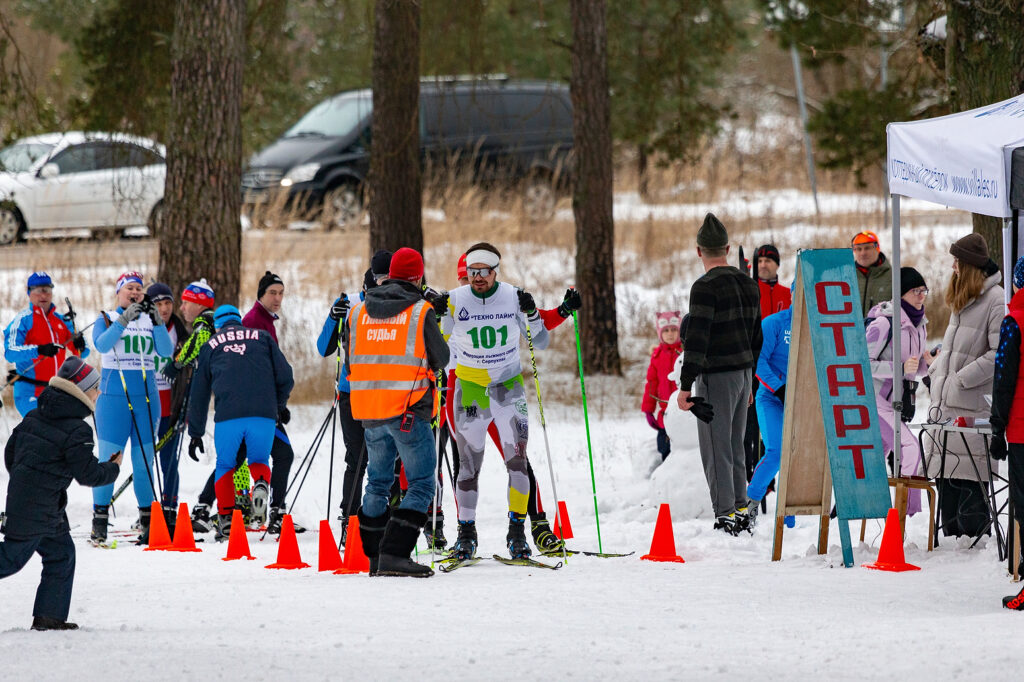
left=389, top=247, right=424, bottom=283
left=457, top=253, right=468, bottom=280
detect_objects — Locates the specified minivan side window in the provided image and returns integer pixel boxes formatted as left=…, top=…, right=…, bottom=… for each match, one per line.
left=504, top=92, right=572, bottom=135
left=430, top=91, right=506, bottom=142
left=52, top=144, right=99, bottom=175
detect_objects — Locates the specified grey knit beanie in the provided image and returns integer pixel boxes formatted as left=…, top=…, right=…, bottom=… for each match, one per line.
left=696, top=213, right=728, bottom=249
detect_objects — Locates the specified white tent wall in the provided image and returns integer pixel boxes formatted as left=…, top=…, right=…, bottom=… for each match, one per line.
left=885, top=93, right=1024, bottom=482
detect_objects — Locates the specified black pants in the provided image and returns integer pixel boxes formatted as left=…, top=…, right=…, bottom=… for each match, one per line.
left=338, top=391, right=367, bottom=519
left=743, top=400, right=761, bottom=482
left=0, top=532, right=75, bottom=620
left=1007, top=444, right=1024, bottom=531
left=656, top=428, right=671, bottom=460
left=937, top=477, right=991, bottom=537
left=197, top=423, right=294, bottom=508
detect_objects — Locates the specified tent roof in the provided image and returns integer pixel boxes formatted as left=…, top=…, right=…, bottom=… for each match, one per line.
left=887, top=94, right=1024, bottom=218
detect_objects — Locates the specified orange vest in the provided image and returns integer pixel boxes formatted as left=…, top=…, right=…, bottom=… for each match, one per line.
left=348, top=299, right=434, bottom=420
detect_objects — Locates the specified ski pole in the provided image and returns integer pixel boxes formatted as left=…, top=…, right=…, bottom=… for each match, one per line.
left=430, top=414, right=442, bottom=568
left=326, top=298, right=346, bottom=520
left=111, top=474, right=134, bottom=505
left=523, top=315, right=567, bottom=564
left=571, top=309, right=603, bottom=554
left=138, top=332, right=164, bottom=502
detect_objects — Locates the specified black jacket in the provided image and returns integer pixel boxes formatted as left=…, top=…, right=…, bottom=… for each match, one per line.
left=187, top=322, right=295, bottom=437
left=3, top=379, right=120, bottom=538
left=347, top=279, right=450, bottom=426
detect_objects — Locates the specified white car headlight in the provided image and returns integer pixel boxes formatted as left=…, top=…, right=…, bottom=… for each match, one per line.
left=282, top=163, right=320, bottom=186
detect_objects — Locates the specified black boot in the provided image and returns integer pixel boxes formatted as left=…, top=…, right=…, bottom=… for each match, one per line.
left=31, top=616, right=78, bottom=631
left=137, top=506, right=152, bottom=545
left=191, top=503, right=213, bottom=533
left=507, top=512, right=531, bottom=559
left=90, top=505, right=109, bottom=545
left=1004, top=585, right=1024, bottom=610
left=452, top=520, right=478, bottom=559
left=377, top=508, right=434, bottom=578
left=163, top=505, right=177, bottom=540
left=337, top=516, right=349, bottom=547
left=215, top=509, right=233, bottom=542
left=530, top=512, right=564, bottom=554
left=423, top=511, right=447, bottom=551
left=357, top=506, right=389, bottom=576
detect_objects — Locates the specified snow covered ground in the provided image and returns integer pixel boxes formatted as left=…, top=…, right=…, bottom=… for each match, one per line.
left=0, top=399, right=1018, bottom=680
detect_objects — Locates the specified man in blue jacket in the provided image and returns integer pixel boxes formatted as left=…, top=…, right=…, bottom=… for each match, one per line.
left=745, top=306, right=792, bottom=530
left=187, top=305, right=294, bottom=538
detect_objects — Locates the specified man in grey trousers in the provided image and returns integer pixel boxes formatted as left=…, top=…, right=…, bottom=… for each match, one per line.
left=676, top=213, right=762, bottom=534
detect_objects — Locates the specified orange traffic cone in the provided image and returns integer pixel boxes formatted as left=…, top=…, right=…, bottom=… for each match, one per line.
left=266, top=515, right=311, bottom=569
left=863, top=508, right=920, bottom=572
left=334, top=515, right=370, bottom=575
left=553, top=500, right=574, bottom=540
left=640, top=503, right=685, bottom=563
left=168, top=502, right=201, bottom=552
left=143, top=500, right=174, bottom=551
left=223, top=509, right=255, bottom=561
left=317, top=520, right=344, bottom=572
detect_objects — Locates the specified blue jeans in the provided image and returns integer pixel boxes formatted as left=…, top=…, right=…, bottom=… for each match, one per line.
left=0, top=532, right=75, bottom=620
left=362, top=415, right=437, bottom=517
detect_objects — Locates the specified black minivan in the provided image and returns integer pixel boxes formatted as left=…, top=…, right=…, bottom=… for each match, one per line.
left=242, top=78, right=573, bottom=227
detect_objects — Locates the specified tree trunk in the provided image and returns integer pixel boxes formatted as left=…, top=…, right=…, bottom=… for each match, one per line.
left=160, top=0, right=245, bottom=306
left=368, top=0, right=422, bottom=255
left=945, top=0, right=1024, bottom=266
left=571, top=0, right=621, bottom=376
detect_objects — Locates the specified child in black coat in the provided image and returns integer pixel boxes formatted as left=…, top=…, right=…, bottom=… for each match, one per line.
left=1, top=357, right=121, bottom=631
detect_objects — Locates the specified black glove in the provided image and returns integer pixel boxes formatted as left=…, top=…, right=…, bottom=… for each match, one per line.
left=278, top=406, right=291, bottom=425
left=688, top=396, right=715, bottom=424
left=774, top=384, right=786, bottom=404
left=71, top=333, right=86, bottom=353
left=557, top=287, right=582, bottom=318
left=188, top=437, right=204, bottom=462
left=161, top=361, right=180, bottom=382
left=37, top=343, right=61, bottom=357
left=517, top=289, right=537, bottom=315
left=990, top=434, right=1007, bottom=461
left=432, top=292, right=449, bottom=318
left=329, top=295, right=350, bottom=322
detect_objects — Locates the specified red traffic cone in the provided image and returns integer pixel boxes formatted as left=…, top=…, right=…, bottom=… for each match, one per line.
left=863, top=508, right=920, bottom=572
left=143, top=500, right=174, bottom=551
left=223, top=509, right=255, bottom=561
left=553, top=500, right=574, bottom=540
left=317, top=520, right=344, bottom=572
left=168, top=502, right=201, bottom=552
left=266, top=515, right=311, bottom=569
left=334, top=515, right=370, bottom=575
left=641, top=503, right=685, bottom=563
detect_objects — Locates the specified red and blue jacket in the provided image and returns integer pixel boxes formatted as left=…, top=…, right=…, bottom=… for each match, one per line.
left=4, top=303, right=88, bottom=396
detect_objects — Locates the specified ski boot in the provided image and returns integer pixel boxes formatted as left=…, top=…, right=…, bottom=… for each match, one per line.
left=215, top=510, right=233, bottom=542
left=734, top=504, right=755, bottom=534
left=713, top=514, right=740, bottom=536
left=91, top=505, right=110, bottom=545
left=267, top=506, right=307, bottom=535
left=422, top=511, right=447, bottom=552
left=337, top=515, right=349, bottom=547
left=191, top=503, right=214, bottom=533
left=137, top=505, right=152, bottom=545
left=452, top=520, right=478, bottom=560
left=163, top=504, right=177, bottom=540
left=530, top=513, right=565, bottom=554
left=1003, top=585, right=1024, bottom=611
left=236, top=490, right=253, bottom=527
left=251, top=480, right=270, bottom=528
left=507, top=512, right=531, bottom=559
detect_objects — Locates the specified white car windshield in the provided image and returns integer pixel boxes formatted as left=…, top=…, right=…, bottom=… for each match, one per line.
left=0, top=143, right=54, bottom=173
left=284, top=93, right=372, bottom=139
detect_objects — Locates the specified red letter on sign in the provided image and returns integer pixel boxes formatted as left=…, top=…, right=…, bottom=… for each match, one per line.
left=820, top=322, right=855, bottom=356
left=833, top=404, right=870, bottom=438
left=826, top=364, right=867, bottom=397
left=815, top=281, right=852, bottom=315
left=838, top=444, right=873, bottom=479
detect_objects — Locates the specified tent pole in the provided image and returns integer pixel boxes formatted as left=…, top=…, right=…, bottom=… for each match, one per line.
left=891, top=194, right=902, bottom=482
left=790, top=45, right=820, bottom=219
left=1003, top=218, right=1014, bottom=305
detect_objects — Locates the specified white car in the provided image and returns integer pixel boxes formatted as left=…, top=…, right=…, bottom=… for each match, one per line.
left=0, top=132, right=166, bottom=245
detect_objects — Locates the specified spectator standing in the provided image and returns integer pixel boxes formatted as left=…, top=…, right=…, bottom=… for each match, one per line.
left=852, top=231, right=893, bottom=318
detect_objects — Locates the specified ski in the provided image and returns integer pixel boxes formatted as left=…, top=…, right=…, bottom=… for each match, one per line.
left=491, top=554, right=562, bottom=570
left=437, top=557, right=483, bottom=573
left=88, top=539, right=118, bottom=549
left=539, top=548, right=635, bottom=559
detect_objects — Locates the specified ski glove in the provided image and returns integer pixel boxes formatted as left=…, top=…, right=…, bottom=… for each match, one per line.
left=188, top=437, right=204, bottom=462
left=278, top=407, right=291, bottom=425
left=432, top=292, right=449, bottom=318
left=149, top=311, right=164, bottom=327
left=71, top=333, right=86, bottom=353
left=688, top=396, right=715, bottom=424
left=116, top=302, right=145, bottom=327
left=990, top=434, right=1008, bottom=461
left=517, top=290, right=537, bottom=315
left=774, top=384, right=786, bottom=404
left=644, top=412, right=659, bottom=430
left=37, top=343, right=61, bottom=357
left=329, top=296, right=350, bottom=322
left=557, top=287, right=582, bottom=318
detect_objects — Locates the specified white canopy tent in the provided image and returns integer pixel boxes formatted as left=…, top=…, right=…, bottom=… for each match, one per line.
left=885, top=93, right=1024, bottom=478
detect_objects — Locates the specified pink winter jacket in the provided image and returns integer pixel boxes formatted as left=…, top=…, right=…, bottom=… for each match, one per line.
left=865, top=301, right=928, bottom=406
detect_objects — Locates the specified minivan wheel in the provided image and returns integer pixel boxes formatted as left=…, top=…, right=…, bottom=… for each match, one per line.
left=0, top=205, right=25, bottom=246
left=523, top=177, right=556, bottom=223
left=323, top=183, right=363, bottom=230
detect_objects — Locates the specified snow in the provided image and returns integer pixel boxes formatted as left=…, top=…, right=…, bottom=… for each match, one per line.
left=0, top=398, right=1019, bottom=679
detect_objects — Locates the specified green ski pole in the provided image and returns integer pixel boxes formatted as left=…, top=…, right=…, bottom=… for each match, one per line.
left=571, top=309, right=602, bottom=554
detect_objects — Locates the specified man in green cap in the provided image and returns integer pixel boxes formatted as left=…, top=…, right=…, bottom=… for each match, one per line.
left=676, top=212, right=762, bottom=535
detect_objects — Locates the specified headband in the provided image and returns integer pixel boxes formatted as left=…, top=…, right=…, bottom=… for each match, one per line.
left=465, top=249, right=500, bottom=269
left=116, top=271, right=144, bottom=293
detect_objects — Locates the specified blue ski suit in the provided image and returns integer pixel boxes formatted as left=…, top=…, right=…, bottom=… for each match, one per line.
left=748, top=307, right=792, bottom=502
